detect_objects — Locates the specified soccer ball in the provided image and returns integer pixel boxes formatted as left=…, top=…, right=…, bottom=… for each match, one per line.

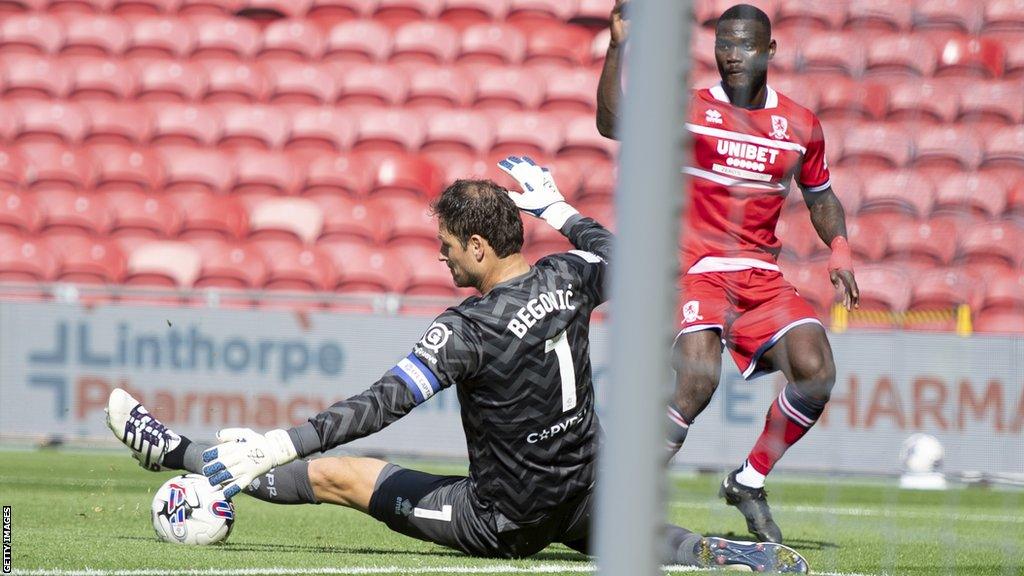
left=899, top=433, right=944, bottom=474
left=152, top=474, right=235, bottom=545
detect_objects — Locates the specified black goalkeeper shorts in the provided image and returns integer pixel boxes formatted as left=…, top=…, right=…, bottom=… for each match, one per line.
left=367, top=463, right=592, bottom=559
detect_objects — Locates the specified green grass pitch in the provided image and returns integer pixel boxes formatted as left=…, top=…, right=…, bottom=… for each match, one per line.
left=1, top=449, right=1021, bottom=576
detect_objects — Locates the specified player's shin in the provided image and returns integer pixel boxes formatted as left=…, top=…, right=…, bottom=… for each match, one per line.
left=745, top=384, right=827, bottom=481
left=242, top=460, right=319, bottom=505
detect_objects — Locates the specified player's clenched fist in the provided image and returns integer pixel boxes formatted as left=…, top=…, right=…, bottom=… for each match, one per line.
left=497, top=155, right=579, bottom=229
left=201, top=427, right=298, bottom=499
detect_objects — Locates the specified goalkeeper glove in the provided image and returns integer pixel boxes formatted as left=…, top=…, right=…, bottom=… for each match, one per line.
left=201, top=428, right=298, bottom=499
left=497, top=155, right=579, bottom=229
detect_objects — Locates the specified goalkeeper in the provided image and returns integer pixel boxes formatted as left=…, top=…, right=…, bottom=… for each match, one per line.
left=106, top=156, right=808, bottom=572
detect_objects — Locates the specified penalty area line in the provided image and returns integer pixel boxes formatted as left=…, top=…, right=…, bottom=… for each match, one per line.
left=12, top=565, right=879, bottom=576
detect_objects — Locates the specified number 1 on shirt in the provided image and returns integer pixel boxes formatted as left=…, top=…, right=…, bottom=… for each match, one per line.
left=545, top=330, right=577, bottom=412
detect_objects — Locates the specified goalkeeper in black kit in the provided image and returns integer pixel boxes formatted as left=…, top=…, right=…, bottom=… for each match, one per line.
left=105, top=155, right=808, bottom=572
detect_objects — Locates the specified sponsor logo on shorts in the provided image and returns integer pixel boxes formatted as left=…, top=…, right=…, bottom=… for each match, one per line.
left=395, top=498, right=413, bottom=517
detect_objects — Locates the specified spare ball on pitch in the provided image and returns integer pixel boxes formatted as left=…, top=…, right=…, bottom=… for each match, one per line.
left=152, top=473, right=235, bottom=545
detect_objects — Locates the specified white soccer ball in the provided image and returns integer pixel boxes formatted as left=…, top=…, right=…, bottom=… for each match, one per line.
left=899, top=433, right=944, bottom=474
left=152, top=474, right=235, bottom=545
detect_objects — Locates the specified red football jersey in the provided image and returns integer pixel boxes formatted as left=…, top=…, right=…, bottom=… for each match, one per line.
left=683, top=83, right=831, bottom=274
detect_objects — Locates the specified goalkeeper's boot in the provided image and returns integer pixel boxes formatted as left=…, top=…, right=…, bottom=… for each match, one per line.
left=105, top=388, right=181, bottom=472
left=696, top=537, right=809, bottom=573
left=720, top=469, right=784, bottom=543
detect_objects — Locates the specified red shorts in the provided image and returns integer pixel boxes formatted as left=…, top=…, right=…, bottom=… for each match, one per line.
left=678, top=269, right=822, bottom=380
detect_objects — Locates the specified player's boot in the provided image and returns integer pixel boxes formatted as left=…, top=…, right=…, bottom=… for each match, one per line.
left=105, top=388, right=181, bottom=472
left=720, top=469, right=784, bottom=543
left=696, top=537, right=809, bottom=573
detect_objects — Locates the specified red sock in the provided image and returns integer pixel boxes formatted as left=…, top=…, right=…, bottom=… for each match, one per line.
left=747, top=385, right=825, bottom=475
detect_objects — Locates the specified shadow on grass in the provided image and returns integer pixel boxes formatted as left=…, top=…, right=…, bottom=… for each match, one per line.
left=701, top=532, right=839, bottom=551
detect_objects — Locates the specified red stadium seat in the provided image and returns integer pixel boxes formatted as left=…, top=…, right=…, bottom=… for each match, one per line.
left=885, top=218, right=958, bottom=266
left=540, top=68, right=598, bottom=115
left=179, top=0, right=241, bottom=17
left=61, top=16, right=129, bottom=57
left=957, top=222, right=1022, bottom=269
left=845, top=215, right=887, bottom=262
left=859, top=169, right=935, bottom=218
left=957, top=80, right=1024, bottom=125
left=864, top=34, right=938, bottom=78
left=35, top=189, right=114, bottom=236
left=798, top=33, right=866, bottom=76
left=525, top=23, right=592, bottom=68
left=844, top=0, right=912, bottom=32
left=0, top=235, right=58, bottom=282
left=397, top=243, right=457, bottom=297
left=326, top=241, right=407, bottom=294
left=815, top=79, right=888, bottom=122
left=439, top=155, right=493, bottom=184
left=160, top=148, right=234, bottom=196
left=767, top=74, right=820, bottom=112
left=775, top=0, right=845, bottom=32
left=934, top=36, right=1005, bottom=79
left=0, top=13, right=64, bottom=54
left=406, top=65, right=475, bottom=111
left=491, top=111, right=563, bottom=159
left=421, top=109, right=494, bottom=166
left=848, top=264, right=912, bottom=326
left=14, top=100, right=87, bottom=144
left=0, top=101, right=22, bottom=143
left=458, top=22, right=525, bottom=67
left=913, top=0, right=983, bottom=34
left=191, top=16, right=261, bottom=61
left=544, top=158, right=585, bottom=202
left=150, top=102, right=222, bottom=148
left=372, top=153, right=443, bottom=200
left=125, top=240, right=201, bottom=287
left=200, top=60, right=268, bottom=104
left=248, top=197, right=323, bottom=246
left=111, top=0, right=180, bottom=18
left=258, top=19, right=325, bottom=62
left=323, top=19, right=391, bottom=65
left=68, top=58, right=136, bottom=102
left=0, top=148, right=23, bottom=189
left=313, top=194, right=390, bottom=243
left=1002, top=39, right=1024, bottom=79
left=305, top=0, right=376, bottom=28
left=578, top=159, right=616, bottom=199
left=905, top=268, right=976, bottom=331
left=106, top=189, right=181, bottom=240
left=984, top=0, right=1024, bottom=35
left=172, top=193, right=247, bottom=240
left=934, top=173, right=1008, bottom=219
left=83, top=102, right=149, bottom=147
left=0, top=190, right=41, bottom=235
left=45, top=0, right=115, bottom=16
left=981, top=125, right=1024, bottom=171
left=126, top=17, right=195, bottom=59
left=821, top=166, right=863, bottom=213
left=232, top=150, right=301, bottom=196
left=134, top=60, right=206, bottom=103
left=90, top=146, right=163, bottom=193
left=391, top=21, right=459, bottom=66
left=912, top=125, right=984, bottom=172
left=838, top=123, right=912, bottom=169
left=267, top=62, right=338, bottom=105
left=336, top=63, right=408, bottom=107
left=373, top=0, right=440, bottom=29
left=380, top=195, right=437, bottom=247
left=218, top=105, right=289, bottom=150
left=50, top=237, right=127, bottom=284
left=974, top=309, right=1024, bottom=334
left=236, top=0, right=311, bottom=18
left=285, top=106, right=356, bottom=156
left=474, top=66, right=544, bottom=111
left=2, top=55, right=70, bottom=100
left=559, top=114, right=617, bottom=165
left=506, top=0, right=574, bottom=30
left=256, top=242, right=336, bottom=292
left=20, top=143, right=95, bottom=192
left=353, top=108, right=425, bottom=155
left=440, top=0, right=508, bottom=30
left=191, top=239, right=267, bottom=289
left=301, top=152, right=373, bottom=197
left=980, top=270, right=1024, bottom=311
left=885, top=80, right=958, bottom=123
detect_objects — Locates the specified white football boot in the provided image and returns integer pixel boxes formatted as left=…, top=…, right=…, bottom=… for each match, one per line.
left=105, top=388, right=181, bottom=471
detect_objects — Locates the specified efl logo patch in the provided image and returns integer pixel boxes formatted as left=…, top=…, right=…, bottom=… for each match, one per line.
left=418, top=322, right=452, bottom=352
left=705, top=109, right=723, bottom=125
left=770, top=115, right=789, bottom=140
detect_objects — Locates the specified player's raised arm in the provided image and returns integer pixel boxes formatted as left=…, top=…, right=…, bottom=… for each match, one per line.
left=596, top=0, right=628, bottom=139
left=499, top=155, right=612, bottom=304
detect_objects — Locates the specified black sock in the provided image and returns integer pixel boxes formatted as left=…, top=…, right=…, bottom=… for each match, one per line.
left=161, top=437, right=191, bottom=470
left=663, top=524, right=703, bottom=566
left=243, top=460, right=319, bottom=505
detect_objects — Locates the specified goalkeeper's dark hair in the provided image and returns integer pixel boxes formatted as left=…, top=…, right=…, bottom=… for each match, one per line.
left=717, top=3, right=771, bottom=37
left=432, top=179, right=524, bottom=258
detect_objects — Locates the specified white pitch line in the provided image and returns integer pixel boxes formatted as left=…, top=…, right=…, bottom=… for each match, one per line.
left=11, top=566, right=881, bottom=576
left=670, top=500, right=1024, bottom=524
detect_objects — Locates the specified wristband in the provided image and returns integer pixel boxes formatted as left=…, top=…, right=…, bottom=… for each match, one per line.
left=540, top=202, right=580, bottom=230
left=828, top=236, right=853, bottom=273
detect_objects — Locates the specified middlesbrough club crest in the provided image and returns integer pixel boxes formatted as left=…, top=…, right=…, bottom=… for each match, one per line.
left=770, top=115, right=789, bottom=140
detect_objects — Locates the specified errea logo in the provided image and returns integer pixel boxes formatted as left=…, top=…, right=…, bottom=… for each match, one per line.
left=705, top=109, right=723, bottom=125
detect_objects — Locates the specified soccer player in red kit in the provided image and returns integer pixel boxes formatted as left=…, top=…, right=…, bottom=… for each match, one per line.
left=596, top=2, right=860, bottom=543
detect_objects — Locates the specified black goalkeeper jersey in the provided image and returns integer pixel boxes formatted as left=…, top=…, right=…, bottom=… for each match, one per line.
left=288, top=214, right=611, bottom=530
